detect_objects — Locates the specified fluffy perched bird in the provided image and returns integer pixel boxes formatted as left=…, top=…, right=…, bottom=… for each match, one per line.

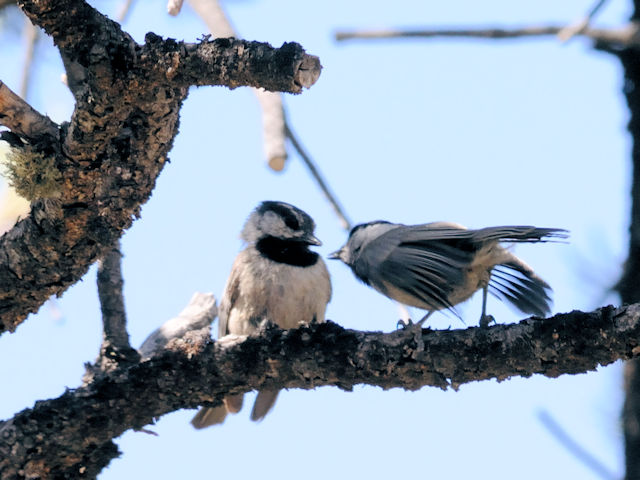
left=330, top=221, right=566, bottom=326
left=191, top=201, right=332, bottom=428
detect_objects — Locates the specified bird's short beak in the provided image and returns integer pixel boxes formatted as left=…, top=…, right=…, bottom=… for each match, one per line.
left=328, top=248, right=342, bottom=260
left=303, top=234, right=322, bottom=246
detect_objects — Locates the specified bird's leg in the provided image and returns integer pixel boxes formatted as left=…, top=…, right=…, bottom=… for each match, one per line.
left=417, top=310, right=434, bottom=326
left=397, top=311, right=432, bottom=329
left=479, top=286, right=495, bottom=328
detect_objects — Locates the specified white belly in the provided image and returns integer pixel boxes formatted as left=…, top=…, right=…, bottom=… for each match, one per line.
left=225, top=251, right=331, bottom=334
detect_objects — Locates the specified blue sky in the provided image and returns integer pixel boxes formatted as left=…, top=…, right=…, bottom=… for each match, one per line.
left=0, top=1, right=632, bottom=478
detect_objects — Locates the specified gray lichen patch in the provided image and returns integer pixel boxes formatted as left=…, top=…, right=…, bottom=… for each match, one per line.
left=1, top=146, right=62, bottom=201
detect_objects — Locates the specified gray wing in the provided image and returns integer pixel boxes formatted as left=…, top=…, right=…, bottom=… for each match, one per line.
left=358, top=224, right=564, bottom=312
left=401, top=224, right=563, bottom=316
left=403, top=224, right=567, bottom=244
left=355, top=226, right=473, bottom=311
left=217, top=252, right=245, bottom=338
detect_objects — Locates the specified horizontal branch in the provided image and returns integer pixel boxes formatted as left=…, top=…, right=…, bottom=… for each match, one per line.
left=142, top=34, right=321, bottom=93
left=1, top=303, right=638, bottom=478
left=335, top=23, right=640, bottom=48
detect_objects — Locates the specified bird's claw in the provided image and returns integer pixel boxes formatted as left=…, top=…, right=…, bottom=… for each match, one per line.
left=396, top=318, right=413, bottom=330
left=479, top=314, right=495, bottom=328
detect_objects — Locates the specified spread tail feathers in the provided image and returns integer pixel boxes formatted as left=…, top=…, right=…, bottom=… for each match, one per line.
left=191, top=394, right=244, bottom=429
left=191, top=406, right=228, bottom=429
left=489, top=259, right=552, bottom=317
left=250, top=390, right=280, bottom=422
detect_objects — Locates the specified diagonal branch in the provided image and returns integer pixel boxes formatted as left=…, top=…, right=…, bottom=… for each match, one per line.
left=1, top=303, right=639, bottom=478
left=285, top=123, right=353, bottom=230
left=538, top=410, right=617, bottom=480
left=557, top=0, right=609, bottom=42
left=0, top=80, right=58, bottom=140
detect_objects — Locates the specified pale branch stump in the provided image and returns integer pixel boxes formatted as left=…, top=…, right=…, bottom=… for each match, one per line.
left=138, top=292, right=217, bottom=360
left=0, top=304, right=639, bottom=479
left=0, top=0, right=321, bottom=335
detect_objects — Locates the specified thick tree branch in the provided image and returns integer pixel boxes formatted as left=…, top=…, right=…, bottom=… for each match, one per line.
left=1, top=304, right=639, bottom=478
left=142, top=34, right=321, bottom=93
left=0, top=1, right=321, bottom=335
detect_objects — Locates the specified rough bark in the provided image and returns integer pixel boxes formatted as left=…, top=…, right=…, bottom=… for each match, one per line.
left=85, top=242, right=140, bottom=381
left=618, top=29, right=640, bottom=478
left=1, top=304, right=640, bottom=478
left=0, top=0, right=321, bottom=335
left=0, top=81, right=58, bottom=140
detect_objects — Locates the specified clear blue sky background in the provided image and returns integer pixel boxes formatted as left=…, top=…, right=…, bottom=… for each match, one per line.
left=0, top=0, right=632, bottom=478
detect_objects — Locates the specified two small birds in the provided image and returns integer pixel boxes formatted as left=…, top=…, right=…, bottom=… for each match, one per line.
left=191, top=201, right=566, bottom=429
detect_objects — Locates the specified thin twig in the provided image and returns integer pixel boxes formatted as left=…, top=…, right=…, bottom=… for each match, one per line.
left=335, top=24, right=640, bottom=48
left=19, top=18, right=38, bottom=99
left=557, top=0, right=608, bottom=42
left=586, top=0, right=608, bottom=18
left=97, top=242, right=130, bottom=350
left=90, top=241, right=139, bottom=378
left=284, top=123, right=352, bottom=231
left=537, top=410, right=617, bottom=480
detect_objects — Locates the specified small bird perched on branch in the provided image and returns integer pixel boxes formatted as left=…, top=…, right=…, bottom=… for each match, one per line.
left=330, top=221, right=566, bottom=327
left=191, top=201, right=332, bottom=429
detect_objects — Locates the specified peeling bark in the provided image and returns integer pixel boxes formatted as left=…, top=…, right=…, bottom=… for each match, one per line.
left=1, top=304, right=639, bottom=478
